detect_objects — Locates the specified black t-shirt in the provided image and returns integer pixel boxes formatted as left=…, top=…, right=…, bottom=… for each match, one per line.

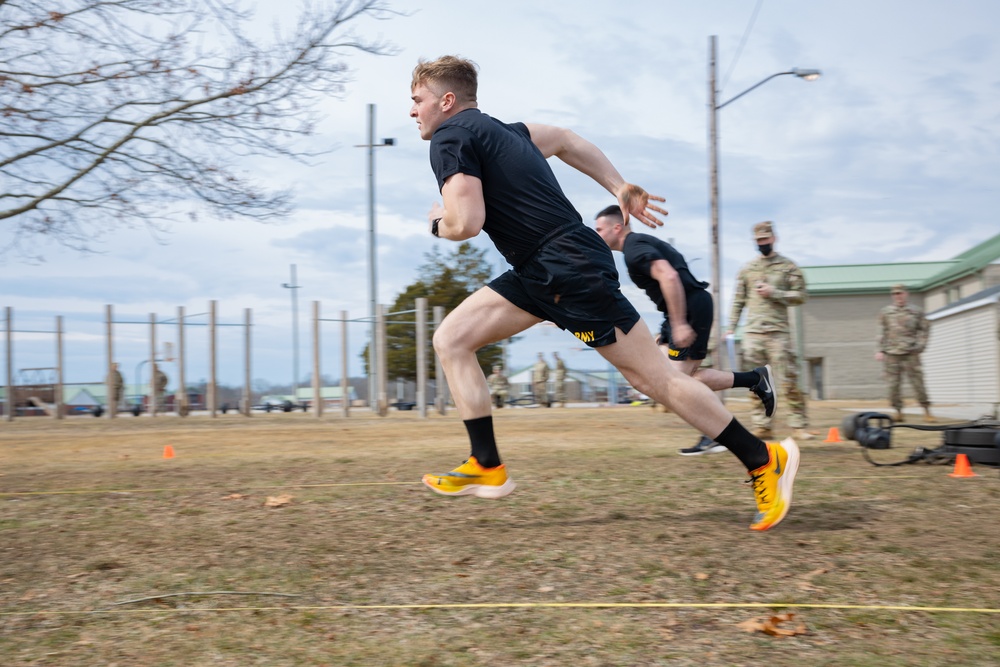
left=622, top=232, right=709, bottom=314
left=429, top=108, right=581, bottom=267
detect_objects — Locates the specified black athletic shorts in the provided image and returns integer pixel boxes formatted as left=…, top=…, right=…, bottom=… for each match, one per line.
left=488, top=225, right=640, bottom=347
left=660, top=288, right=713, bottom=361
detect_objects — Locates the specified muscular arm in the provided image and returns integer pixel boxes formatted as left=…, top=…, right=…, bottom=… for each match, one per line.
left=433, top=172, right=487, bottom=241
left=650, top=259, right=688, bottom=326
left=651, top=259, right=695, bottom=347
left=526, top=124, right=624, bottom=193
left=525, top=123, right=666, bottom=228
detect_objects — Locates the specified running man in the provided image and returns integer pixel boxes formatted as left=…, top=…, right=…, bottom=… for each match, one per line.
left=593, top=204, right=776, bottom=456
left=410, top=55, right=798, bottom=531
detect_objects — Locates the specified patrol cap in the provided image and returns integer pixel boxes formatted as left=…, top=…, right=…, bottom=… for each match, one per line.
left=891, top=283, right=907, bottom=294
left=753, top=221, right=774, bottom=239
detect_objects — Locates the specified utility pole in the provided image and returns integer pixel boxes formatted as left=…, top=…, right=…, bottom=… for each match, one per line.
left=282, top=264, right=301, bottom=402
left=707, top=35, right=820, bottom=388
left=356, top=103, right=395, bottom=411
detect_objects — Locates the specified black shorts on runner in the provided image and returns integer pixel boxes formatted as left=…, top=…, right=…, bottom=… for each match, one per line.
left=488, top=225, right=640, bottom=348
left=659, top=287, right=713, bottom=361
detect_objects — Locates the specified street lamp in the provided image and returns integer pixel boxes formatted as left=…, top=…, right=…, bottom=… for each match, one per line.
left=282, top=263, right=301, bottom=402
left=708, top=35, right=820, bottom=385
left=355, top=103, right=395, bottom=412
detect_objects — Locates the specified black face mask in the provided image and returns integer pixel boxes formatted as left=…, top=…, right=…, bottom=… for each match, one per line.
left=757, top=243, right=773, bottom=256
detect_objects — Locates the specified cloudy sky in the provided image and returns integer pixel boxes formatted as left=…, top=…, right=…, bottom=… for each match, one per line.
left=3, top=0, right=999, bottom=390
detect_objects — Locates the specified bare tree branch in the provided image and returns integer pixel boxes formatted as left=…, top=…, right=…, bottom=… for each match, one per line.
left=0, top=0, right=400, bottom=258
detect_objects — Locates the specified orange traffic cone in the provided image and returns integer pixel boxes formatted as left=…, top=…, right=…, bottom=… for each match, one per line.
left=948, top=454, right=977, bottom=478
left=163, top=445, right=175, bottom=459
left=824, top=427, right=841, bottom=443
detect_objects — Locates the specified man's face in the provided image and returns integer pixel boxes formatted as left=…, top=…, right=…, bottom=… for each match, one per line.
left=892, top=291, right=908, bottom=306
left=594, top=216, right=624, bottom=250
left=410, top=83, right=449, bottom=140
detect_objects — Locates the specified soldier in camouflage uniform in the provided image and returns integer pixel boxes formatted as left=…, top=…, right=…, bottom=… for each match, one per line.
left=728, top=221, right=812, bottom=440
left=552, top=352, right=567, bottom=407
left=486, top=365, right=510, bottom=409
left=531, top=353, right=550, bottom=407
left=108, top=362, right=125, bottom=411
left=153, top=366, right=169, bottom=412
left=875, top=284, right=934, bottom=423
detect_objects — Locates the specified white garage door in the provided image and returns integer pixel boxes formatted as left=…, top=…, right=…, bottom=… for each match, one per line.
left=924, top=300, right=999, bottom=406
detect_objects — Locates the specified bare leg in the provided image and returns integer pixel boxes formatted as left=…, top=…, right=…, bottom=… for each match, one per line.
left=665, top=351, right=736, bottom=392
left=432, top=287, right=542, bottom=419
left=599, top=321, right=734, bottom=438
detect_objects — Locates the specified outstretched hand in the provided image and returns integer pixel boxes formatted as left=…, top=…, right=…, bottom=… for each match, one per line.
left=616, top=183, right=668, bottom=228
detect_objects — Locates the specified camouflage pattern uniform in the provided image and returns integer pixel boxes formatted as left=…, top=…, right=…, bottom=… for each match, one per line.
left=153, top=367, right=168, bottom=411
left=729, top=225, right=808, bottom=432
left=109, top=365, right=124, bottom=409
left=552, top=353, right=567, bottom=406
left=486, top=367, right=509, bottom=409
left=877, top=289, right=930, bottom=413
left=532, top=355, right=550, bottom=407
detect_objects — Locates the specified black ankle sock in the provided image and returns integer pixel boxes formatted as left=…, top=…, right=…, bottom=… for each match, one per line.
left=713, top=417, right=769, bottom=471
left=464, top=416, right=501, bottom=468
left=732, top=370, right=759, bottom=389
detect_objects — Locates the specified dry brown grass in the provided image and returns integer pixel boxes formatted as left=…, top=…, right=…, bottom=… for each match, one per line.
left=2, top=400, right=999, bottom=666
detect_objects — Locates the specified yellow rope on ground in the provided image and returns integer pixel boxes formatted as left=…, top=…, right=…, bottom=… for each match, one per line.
left=2, top=601, right=999, bottom=617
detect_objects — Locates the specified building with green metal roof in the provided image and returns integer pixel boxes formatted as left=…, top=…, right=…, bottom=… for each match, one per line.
left=801, top=261, right=954, bottom=296
left=797, top=232, right=1000, bottom=403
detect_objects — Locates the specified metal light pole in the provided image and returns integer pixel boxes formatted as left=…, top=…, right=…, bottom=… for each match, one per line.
left=356, top=103, right=395, bottom=411
left=282, top=264, right=301, bottom=402
left=708, top=35, right=820, bottom=384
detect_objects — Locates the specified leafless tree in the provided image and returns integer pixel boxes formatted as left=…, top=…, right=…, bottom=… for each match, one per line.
left=0, top=0, right=398, bottom=257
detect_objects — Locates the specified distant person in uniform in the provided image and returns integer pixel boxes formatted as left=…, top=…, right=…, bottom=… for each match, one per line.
left=107, top=362, right=125, bottom=411
left=153, top=367, right=168, bottom=411
left=551, top=352, right=567, bottom=407
left=177, top=390, right=190, bottom=417
left=486, top=365, right=510, bottom=409
left=595, top=205, right=776, bottom=455
left=875, top=284, right=934, bottom=423
left=728, top=221, right=812, bottom=440
left=531, top=352, right=550, bottom=407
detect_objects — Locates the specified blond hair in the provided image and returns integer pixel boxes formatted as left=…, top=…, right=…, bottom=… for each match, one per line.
left=411, top=56, right=478, bottom=104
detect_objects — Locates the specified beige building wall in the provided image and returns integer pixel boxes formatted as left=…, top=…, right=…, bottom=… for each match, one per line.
left=925, top=274, right=983, bottom=312
left=800, top=292, right=927, bottom=400
left=924, top=263, right=1000, bottom=312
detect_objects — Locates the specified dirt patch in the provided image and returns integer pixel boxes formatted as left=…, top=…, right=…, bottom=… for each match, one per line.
left=2, top=401, right=999, bottom=666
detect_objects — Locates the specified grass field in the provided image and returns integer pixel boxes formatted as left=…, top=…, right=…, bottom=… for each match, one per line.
left=2, top=400, right=999, bottom=666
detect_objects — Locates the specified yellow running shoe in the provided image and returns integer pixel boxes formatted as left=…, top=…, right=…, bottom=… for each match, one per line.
left=748, top=438, right=799, bottom=531
left=422, top=456, right=516, bottom=499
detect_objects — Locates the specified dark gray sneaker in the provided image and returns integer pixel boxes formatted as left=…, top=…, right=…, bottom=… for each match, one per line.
left=751, top=364, right=777, bottom=418
left=679, top=435, right=727, bottom=456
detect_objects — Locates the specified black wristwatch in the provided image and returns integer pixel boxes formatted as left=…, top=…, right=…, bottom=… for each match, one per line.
left=431, top=217, right=441, bottom=237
